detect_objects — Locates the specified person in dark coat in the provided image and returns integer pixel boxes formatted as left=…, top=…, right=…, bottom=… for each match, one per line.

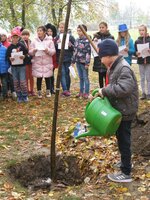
left=90, top=39, right=139, bottom=183
left=92, top=22, right=114, bottom=88
left=134, top=24, right=150, bottom=100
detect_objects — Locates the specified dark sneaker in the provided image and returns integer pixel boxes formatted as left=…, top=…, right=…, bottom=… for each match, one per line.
left=51, top=90, right=56, bottom=94
left=17, top=96, right=23, bottom=103
left=61, top=91, right=70, bottom=97
left=108, top=172, right=132, bottom=183
left=65, top=91, right=71, bottom=96
left=140, top=93, right=146, bottom=100
left=61, top=91, right=67, bottom=96
left=23, top=96, right=29, bottom=103
left=38, top=91, right=42, bottom=99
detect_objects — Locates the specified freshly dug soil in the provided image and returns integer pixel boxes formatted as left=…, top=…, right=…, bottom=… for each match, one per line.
left=132, top=111, right=150, bottom=157
left=8, top=155, right=89, bottom=190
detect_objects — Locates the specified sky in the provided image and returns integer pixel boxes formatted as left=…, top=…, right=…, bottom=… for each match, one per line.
left=116, top=0, right=150, bottom=12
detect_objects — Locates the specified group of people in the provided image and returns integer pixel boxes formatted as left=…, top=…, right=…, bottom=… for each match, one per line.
left=0, top=22, right=150, bottom=102
left=0, top=21, right=149, bottom=183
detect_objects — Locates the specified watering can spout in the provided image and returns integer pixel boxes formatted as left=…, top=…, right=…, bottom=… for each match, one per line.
left=75, top=128, right=100, bottom=139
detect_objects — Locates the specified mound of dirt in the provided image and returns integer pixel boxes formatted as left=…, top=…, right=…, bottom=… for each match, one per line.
left=132, top=111, right=150, bottom=157
left=8, top=155, right=91, bottom=190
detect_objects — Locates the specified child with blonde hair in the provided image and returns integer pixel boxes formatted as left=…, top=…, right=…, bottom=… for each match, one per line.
left=134, top=24, right=150, bottom=100
left=116, top=24, right=135, bottom=65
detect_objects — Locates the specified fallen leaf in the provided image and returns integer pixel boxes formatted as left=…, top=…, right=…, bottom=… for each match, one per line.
left=4, top=182, right=13, bottom=190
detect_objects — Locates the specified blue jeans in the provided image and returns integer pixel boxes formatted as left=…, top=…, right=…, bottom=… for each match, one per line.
left=76, top=63, right=90, bottom=94
left=12, top=66, right=28, bottom=98
left=61, top=62, right=71, bottom=91
left=116, top=120, right=132, bottom=175
left=0, top=73, right=8, bottom=97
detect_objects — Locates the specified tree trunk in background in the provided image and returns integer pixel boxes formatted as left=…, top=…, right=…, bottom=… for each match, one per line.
left=22, top=0, right=26, bottom=27
left=58, top=7, right=63, bottom=26
left=8, top=1, right=18, bottom=27
left=51, top=0, right=57, bottom=27
left=50, top=0, right=72, bottom=182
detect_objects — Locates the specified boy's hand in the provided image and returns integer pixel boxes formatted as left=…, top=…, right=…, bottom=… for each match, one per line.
left=20, top=55, right=25, bottom=60
left=88, top=94, right=94, bottom=102
left=10, top=57, right=15, bottom=62
left=98, top=88, right=104, bottom=98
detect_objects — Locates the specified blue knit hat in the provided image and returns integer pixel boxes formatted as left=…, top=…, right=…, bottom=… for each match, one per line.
left=118, top=24, right=128, bottom=32
left=98, top=39, right=118, bottom=58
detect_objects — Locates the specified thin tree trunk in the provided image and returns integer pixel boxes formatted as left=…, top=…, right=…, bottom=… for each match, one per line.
left=8, top=0, right=18, bottom=27
left=50, top=0, right=72, bottom=182
left=51, top=0, right=57, bottom=27
left=22, top=0, right=26, bottom=27
left=58, top=7, right=63, bottom=26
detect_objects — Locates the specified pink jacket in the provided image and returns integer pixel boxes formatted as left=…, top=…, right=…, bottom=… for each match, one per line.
left=29, top=35, right=56, bottom=78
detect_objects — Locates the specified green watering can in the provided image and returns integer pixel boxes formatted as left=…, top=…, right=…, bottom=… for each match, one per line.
left=75, top=88, right=122, bottom=139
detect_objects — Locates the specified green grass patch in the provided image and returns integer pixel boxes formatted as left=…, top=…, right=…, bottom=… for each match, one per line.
left=21, top=133, right=31, bottom=140
left=6, top=159, right=18, bottom=168
left=61, top=196, right=81, bottom=200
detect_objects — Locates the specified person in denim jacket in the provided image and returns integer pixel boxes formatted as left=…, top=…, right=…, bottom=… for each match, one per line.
left=72, top=25, right=91, bottom=99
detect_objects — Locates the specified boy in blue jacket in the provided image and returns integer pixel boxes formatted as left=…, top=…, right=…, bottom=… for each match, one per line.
left=0, top=35, right=9, bottom=100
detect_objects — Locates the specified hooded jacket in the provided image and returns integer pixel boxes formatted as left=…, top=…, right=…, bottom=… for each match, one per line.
left=102, top=56, right=139, bottom=121
left=93, top=31, right=114, bottom=72
left=29, top=35, right=56, bottom=78
left=134, top=36, right=150, bottom=64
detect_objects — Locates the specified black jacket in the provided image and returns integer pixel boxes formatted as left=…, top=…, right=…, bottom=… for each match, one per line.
left=102, top=56, right=139, bottom=121
left=20, top=40, right=32, bottom=65
left=55, top=34, right=75, bottom=63
left=6, top=42, right=28, bottom=67
left=93, top=31, right=114, bottom=72
left=134, top=36, right=150, bottom=64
